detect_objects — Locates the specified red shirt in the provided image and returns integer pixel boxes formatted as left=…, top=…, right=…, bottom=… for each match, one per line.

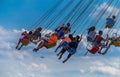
left=94, top=35, right=103, bottom=44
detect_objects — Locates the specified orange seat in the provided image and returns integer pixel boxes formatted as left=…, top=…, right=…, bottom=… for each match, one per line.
left=48, top=35, right=58, bottom=43
left=44, top=34, right=58, bottom=49
left=44, top=42, right=57, bottom=49
left=33, top=36, right=38, bottom=40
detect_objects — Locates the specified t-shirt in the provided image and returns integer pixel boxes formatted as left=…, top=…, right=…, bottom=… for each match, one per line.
left=55, top=29, right=64, bottom=39
left=87, top=31, right=96, bottom=40
left=63, top=36, right=72, bottom=43
left=106, top=18, right=115, bottom=26
left=69, top=42, right=78, bottom=49
left=48, top=35, right=58, bottom=44
left=64, top=26, right=71, bottom=32
left=94, top=35, right=104, bottom=44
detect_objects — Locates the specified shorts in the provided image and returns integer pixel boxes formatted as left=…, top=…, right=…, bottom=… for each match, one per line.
left=68, top=48, right=76, bottom=55
left=61, top=41, right=69, bottom=48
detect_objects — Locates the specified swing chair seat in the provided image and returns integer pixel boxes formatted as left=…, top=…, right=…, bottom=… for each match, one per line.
left=33, top=36, right=38, bottom=40
left=111, top=41, right=120, bottom=47
left=21, top=39, right=30, bottom=46
left=44, top=42, right=57, bottom=49
left=88, top=46, right=99, bottom=54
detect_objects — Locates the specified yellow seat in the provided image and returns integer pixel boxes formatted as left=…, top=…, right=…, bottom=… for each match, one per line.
left=44, top=42, right=57, bottom=49
left=21, top=39, right=30, bottom=46
left=111, top=41, right=120, bottom=47
left=33, top=36, right=38, bottom=40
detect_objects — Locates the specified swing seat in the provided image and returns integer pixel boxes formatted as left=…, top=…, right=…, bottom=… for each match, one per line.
left=111, top=41, right=120, bottom=47
left=89, top=46, right=99, bottom=54
left=33, top=36, right=38, bottom=40
left=21, top=39, right=29, bottom=46
left=44, top=42, right=57, bottom=49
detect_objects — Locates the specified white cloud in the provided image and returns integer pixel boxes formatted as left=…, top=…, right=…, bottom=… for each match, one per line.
left=32, top=63, right=39, bottom=68
left=39, top=63, right=49, bottom=72
left=90, top=65, right=120, bottom=76
left=80, top=69, right=85, bottom=73
left=17, top=72, right=23, bottom=77
left=91, top=3, right=120, bottom=19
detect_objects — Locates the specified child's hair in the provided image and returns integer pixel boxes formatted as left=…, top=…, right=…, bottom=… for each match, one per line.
left=29, top=31, right=32, bottom=35
left=112, top=15, right=116, bottom=19
left=69, top=34, right=73, bottom=38
left=37, top=27, right=42, bottom=31
left=99, top=30, right=103, bottom=35
left=88, top=26, right=95, bottom=34
left=76, top=35, right=80, bottom=39
left=67, top=23, right=70, bottom=26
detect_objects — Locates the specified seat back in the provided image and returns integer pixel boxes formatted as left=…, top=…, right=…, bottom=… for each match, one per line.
left=89, top=46, right=99, bottom=54
left=45, top=42, right=57, bottom=49
left=21, top=39, right=29, bottom=46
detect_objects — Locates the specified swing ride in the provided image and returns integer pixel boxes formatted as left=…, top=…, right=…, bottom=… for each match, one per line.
left=16, top=0, right=120, bottom=63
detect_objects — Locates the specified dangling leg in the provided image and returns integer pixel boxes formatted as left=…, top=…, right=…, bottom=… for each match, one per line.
left=98, top=47, right=102, bottom=54
left=63, top=54, right=72, bottom=63
left=101, top=43, right=112, bottom=55
left=33, top=40, right=44, bottom=52
left=55, top=44, right=61, bottom=52
left=57, top=48, right=66, bottom=60
left=18, top=44, right=24, bottom=50
left=57, top=48, right=65, bottom=56
left=98, top=43, right=105, bottom=54
left=16, top=40, right=21, bottom=49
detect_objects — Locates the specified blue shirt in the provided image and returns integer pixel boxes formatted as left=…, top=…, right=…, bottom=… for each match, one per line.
left=55, top=29, right=64, bottom=39
left=106, top=18, right=115, bottom=26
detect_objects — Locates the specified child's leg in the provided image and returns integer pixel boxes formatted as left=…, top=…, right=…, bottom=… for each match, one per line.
left=18, top=44, right=23, bottom=50
left=37, top=41, right=44, bottom=49
left=16, top=40, right=21, bottom=49
left=58, top=48, right=66, bottom=60
left=57, top=48, right=65, bottom=56
left=55, top=44, right=61, bottom=52
left=102, top=43, right=112, bottom=55
left=33, top=40, right=44, bottom=52
left=63, top=54, right=72, bottom=63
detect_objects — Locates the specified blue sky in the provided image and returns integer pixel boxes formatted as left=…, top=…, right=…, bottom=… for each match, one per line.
left=0, top=0, right=58, bottom=30
left=0, top=0, right=120, bottom=77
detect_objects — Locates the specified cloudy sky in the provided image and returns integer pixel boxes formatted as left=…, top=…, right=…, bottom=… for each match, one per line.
left=0, top=0, right=120, bottom=77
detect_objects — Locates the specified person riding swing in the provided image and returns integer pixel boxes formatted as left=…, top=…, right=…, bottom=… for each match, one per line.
left=105, top=15, right=116, bottom=29
left=86, top=30, right=108, bottom=55
left=16, top=31, right=33, bottom=50
left=87, top=26, right=96, bottom=42
left=33, top=32, right=59, bottom=52
left=57, top=35, right=82, bottom=63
